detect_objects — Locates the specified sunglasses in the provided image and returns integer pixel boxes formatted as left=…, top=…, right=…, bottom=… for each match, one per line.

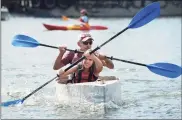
left=82, top=41, right=93, bottom=45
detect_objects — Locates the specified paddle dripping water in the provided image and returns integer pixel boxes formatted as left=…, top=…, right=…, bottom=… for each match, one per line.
left=1, top=2, right=164, bottom=107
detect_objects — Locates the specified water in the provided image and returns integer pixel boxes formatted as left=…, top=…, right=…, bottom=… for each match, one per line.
left=1, top=15, right=181, bottom=119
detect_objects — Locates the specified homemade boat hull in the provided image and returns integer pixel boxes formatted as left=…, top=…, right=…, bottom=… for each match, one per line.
left=55, top=80, right=122, bottom=106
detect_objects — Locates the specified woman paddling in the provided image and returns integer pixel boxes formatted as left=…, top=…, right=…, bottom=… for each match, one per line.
left=57, top=49, right=103, bottom=83
left=72, top=9, right=90, bottom=29
left=79, top=9, right=90, bottom=29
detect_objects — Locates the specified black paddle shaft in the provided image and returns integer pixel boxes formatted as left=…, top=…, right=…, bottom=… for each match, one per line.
left=63, top=48, right=147, bottom=67
left=39, top=43, right=59, bottom=49
left=21, top=27, right=130, bottom=102
left=39, top=43, right=79, bottom=53
left=106, top=56, right=147, bottom=67
left=60, top=47, right=147, bottom=67
left=39, top=42, right=147, bottom=68
left=65, top=27, right=129, bottom=71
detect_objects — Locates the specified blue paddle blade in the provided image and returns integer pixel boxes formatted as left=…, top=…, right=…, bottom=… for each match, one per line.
left=12, top=34, right=39, bottom=47
left=147, top=63, right=182, bottom=78
left=128, top=2, right=160, bottom=28
left=1, top=99, right=23, bottom=107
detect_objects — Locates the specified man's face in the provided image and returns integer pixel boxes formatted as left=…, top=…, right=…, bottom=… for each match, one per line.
left=79, top=39, right=93, bottom=51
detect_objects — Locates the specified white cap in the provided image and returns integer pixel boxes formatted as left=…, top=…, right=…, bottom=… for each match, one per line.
left=78, top=33, right=94, bottom=42
left=81, top=36, right=93, bottom=42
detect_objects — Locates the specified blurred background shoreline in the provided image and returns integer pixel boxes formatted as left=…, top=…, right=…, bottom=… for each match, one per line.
left=1, top=0, right=182, bottom=20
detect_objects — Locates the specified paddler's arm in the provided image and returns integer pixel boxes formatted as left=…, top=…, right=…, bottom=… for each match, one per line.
left=102, top=58, right=114, bottom=69
left=97, top=53, right=114, bottom=69
left=58, top=65, right=78, bottom=82
left=87, top=51, right=103, bottom=76
left=53, top=46, right=67, bottom=70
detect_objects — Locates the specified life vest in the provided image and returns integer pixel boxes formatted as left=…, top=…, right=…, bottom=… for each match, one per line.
left=66, top=51, right=99, bottom=84
left=79, top=16, right=89, bottom=23
left=67, top=63, right=98, bottom=84
left=79, top=16, right=90, bottom=29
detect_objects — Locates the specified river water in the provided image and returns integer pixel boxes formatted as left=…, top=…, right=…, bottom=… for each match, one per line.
left=1, top=15, right=181, bottom=119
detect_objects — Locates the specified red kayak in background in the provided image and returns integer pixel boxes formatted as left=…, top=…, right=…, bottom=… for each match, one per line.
left=43, top=23, right=108, bottom=31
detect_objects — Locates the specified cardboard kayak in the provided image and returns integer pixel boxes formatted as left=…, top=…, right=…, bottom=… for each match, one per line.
left=43, top=23, right=108, bottom=31
left=55, top=79, right=122, bottom=106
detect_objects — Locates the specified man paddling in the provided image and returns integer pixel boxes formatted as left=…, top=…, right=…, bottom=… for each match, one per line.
left=53, top=33, right=114, bottom=70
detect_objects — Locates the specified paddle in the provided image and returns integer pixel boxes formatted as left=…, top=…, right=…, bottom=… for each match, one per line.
left=61, top=2, right=160, bottom=71
left=1, top=76, right=58, bottom=107
left=62, top=15, right=78, bottom=22
left=11, top=35, right=182, bottom=78
left=62, top=15, right=69, bottom=21
left=11, top=34, right=78, bottom=53
left=106, top=56, right=182, bottom=78
left=2, top=2, right=160, bottom=107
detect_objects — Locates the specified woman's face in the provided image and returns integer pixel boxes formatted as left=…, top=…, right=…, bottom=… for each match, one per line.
left=83, top=56, right=93, bottom=69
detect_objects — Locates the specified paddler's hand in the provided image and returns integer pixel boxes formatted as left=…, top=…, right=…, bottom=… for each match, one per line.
left=84, top=49, right=98, bottom=60
left=59, top=69, right=65, bottom=75
left=56, top=69, right=65, bottom=83
left=84, top=49, right=93, bottom=57
left=58, top=45, right=67, bottom=54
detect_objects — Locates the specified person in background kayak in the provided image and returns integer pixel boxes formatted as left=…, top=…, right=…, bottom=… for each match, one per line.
left=57, top=49, right=103, bottom=83
left=79, top=9, right=90, bottom=29
left=53, top=33, right=114, bottom=71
